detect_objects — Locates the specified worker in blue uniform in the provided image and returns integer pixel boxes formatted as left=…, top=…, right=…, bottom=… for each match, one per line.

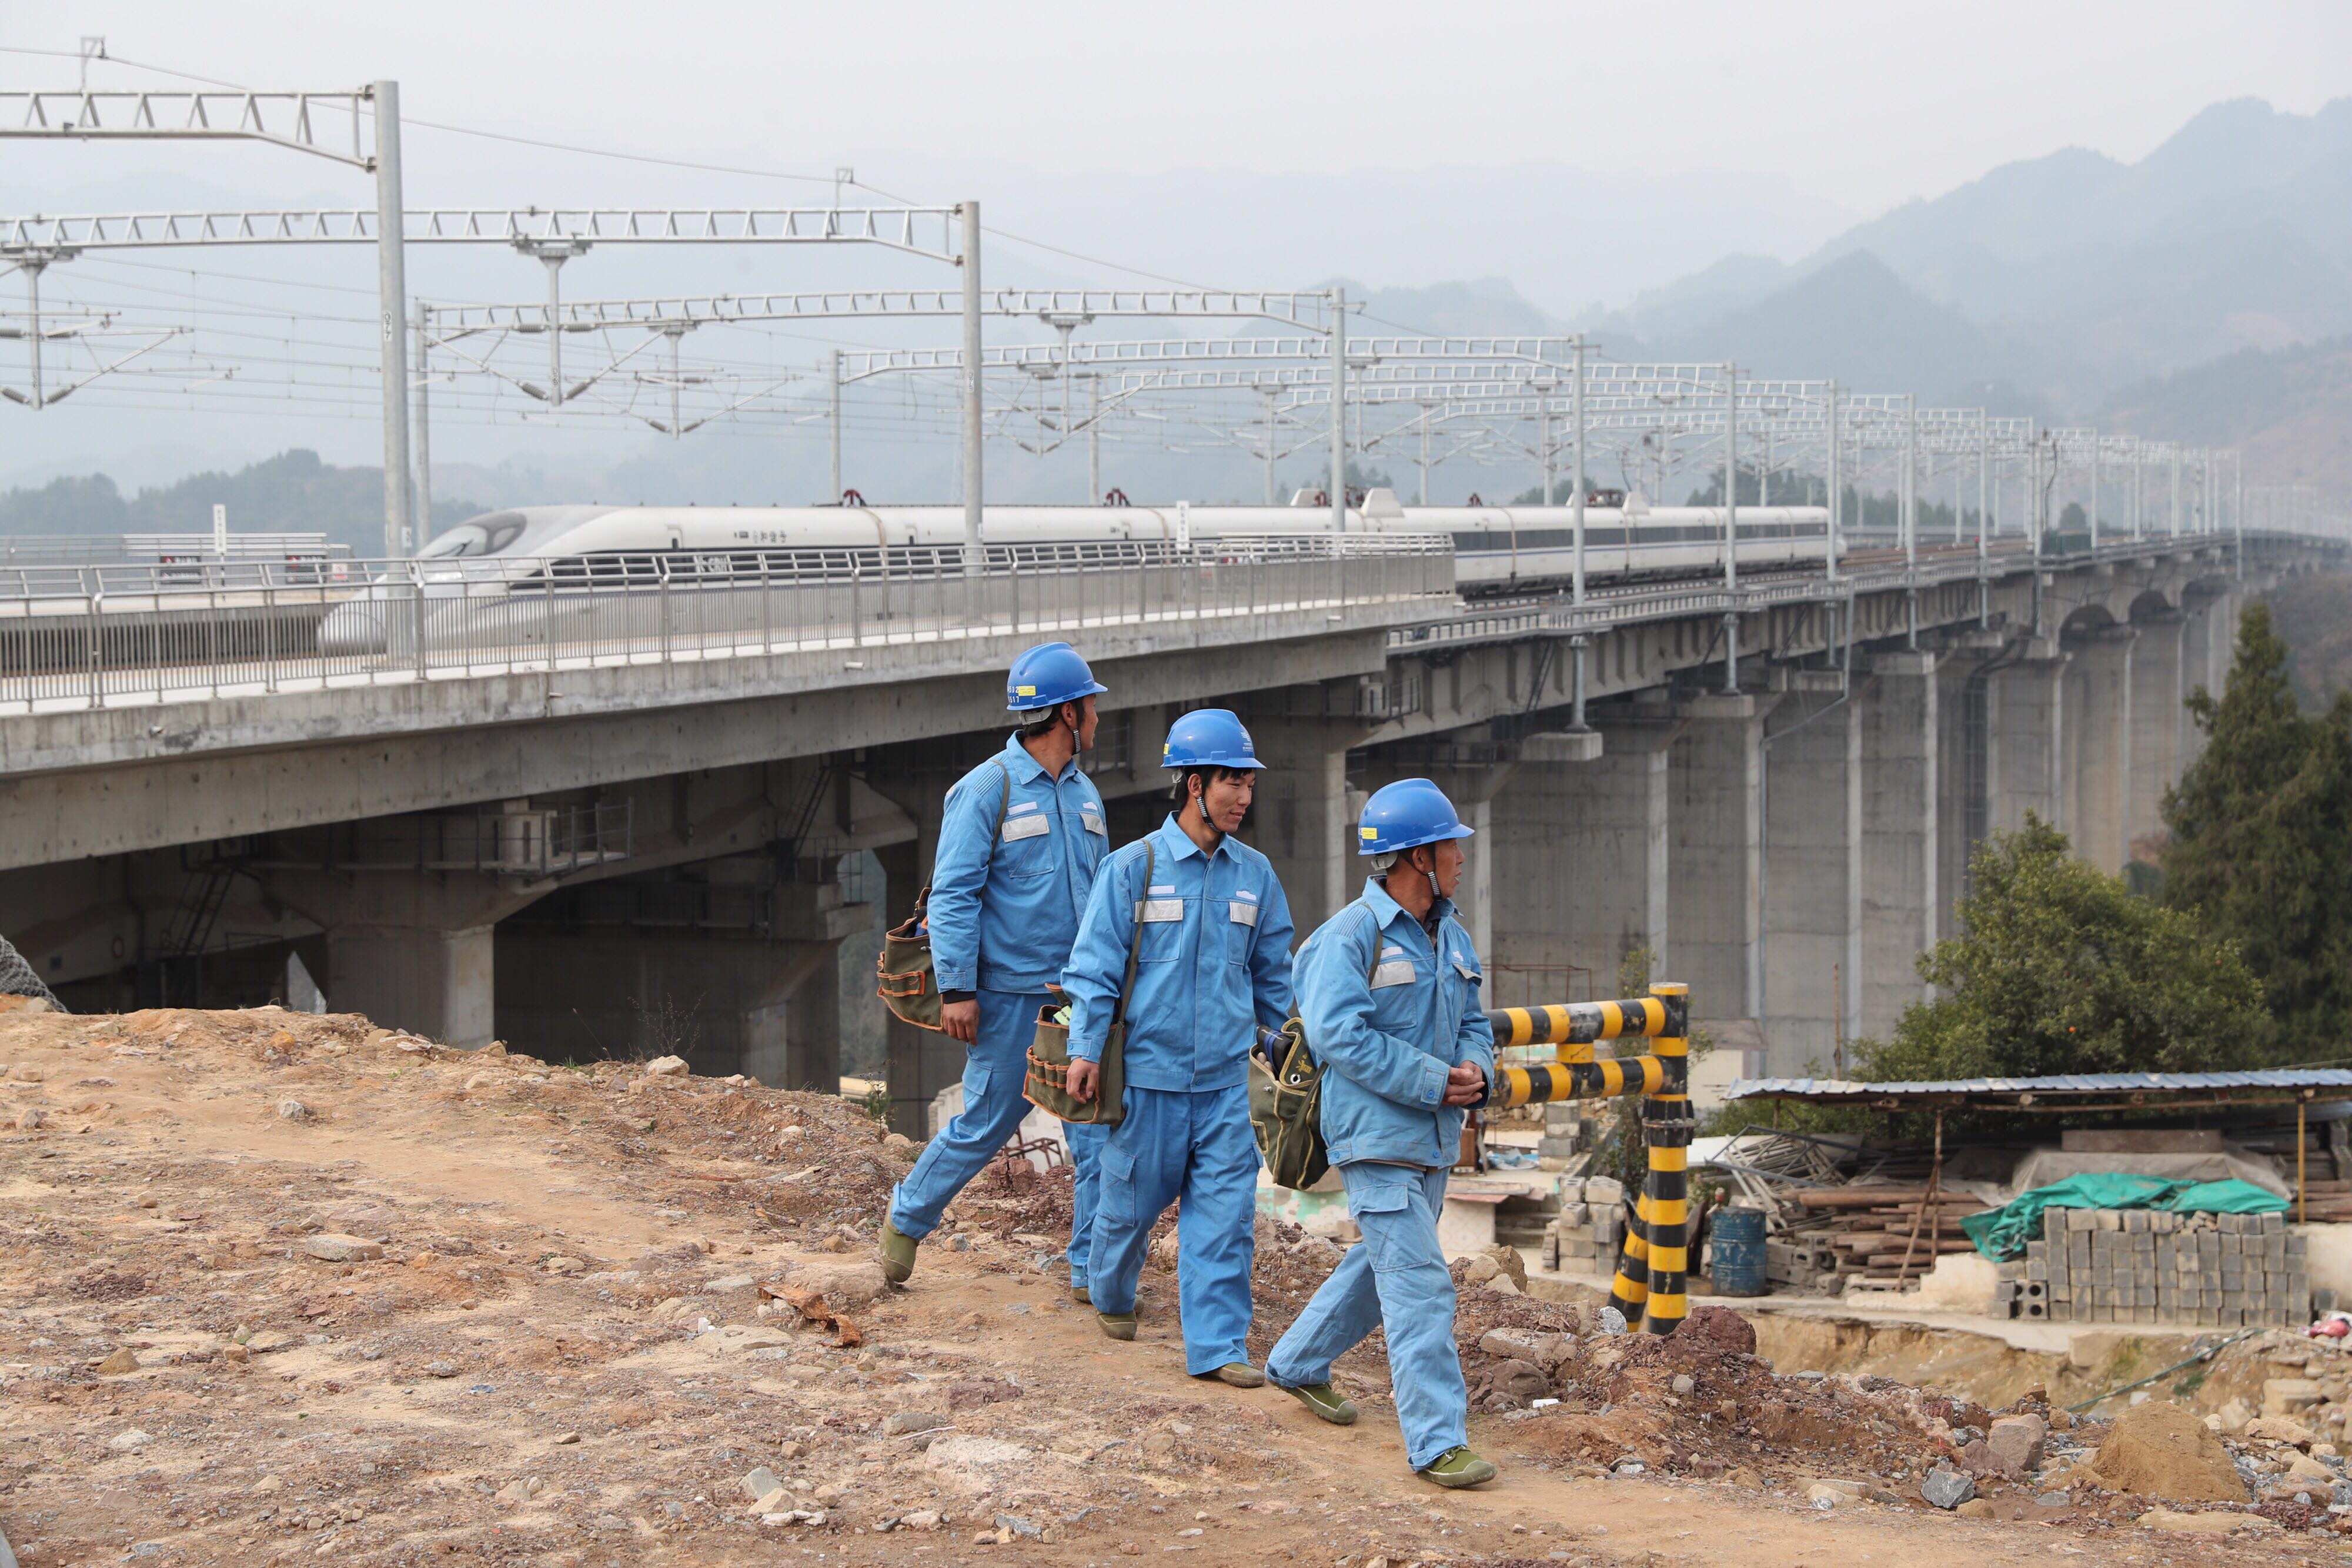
left=1264, top=778, right=1499, bottom=1489
left=1060, top=709, right=1295, bottom=1385
left=880, top=643, right=1113, bottom=1298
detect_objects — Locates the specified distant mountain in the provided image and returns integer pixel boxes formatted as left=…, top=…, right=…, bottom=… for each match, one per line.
left=0, top=450, right=482, bottom=551
left=1648, top=251, right=1996, bottom=397
left=1323, top=276, right=1561, bottom=337
left=2101, top=336, right=2352, bottom=494
left=1615, top=97, right=2352, bottom=407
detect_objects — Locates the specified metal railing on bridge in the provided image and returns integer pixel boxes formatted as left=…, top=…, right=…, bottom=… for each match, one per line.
left=1385, top=528, right=2291, bottom=656
left=0, top=533, right=1454, bottom=714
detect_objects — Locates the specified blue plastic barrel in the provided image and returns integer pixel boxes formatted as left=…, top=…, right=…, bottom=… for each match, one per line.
left=1710, top=1205, right=1768, bottom=1297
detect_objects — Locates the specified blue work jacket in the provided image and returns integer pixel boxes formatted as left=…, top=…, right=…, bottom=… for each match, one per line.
left=1297, top=877, right=1495, bottom=1168
left=927, top=734, right=1110, bottom=995
left=1062, top=815, right=1295, bottom=1094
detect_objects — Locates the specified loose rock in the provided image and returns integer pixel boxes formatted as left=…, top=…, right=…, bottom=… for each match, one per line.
left=277, top=1099, right=310, bottom=1121
left=2139, top=1507, right=2280, bottom=1535
left=303, top=1232, right=384, bottom=1263
left=644, top=1055, right=691, bottom=1077
left=96, top=1347, right=139, bottom=1375
left=1919, top=1466, right=1975, bottom=1510
left=1987, top=1413, right=2047, bottom=1473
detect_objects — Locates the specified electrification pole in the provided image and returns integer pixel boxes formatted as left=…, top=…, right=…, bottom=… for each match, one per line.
left=1902, top=394, right=1917, bottom=571
left=1722, top=361, right=1738, bottom=593
left=1824, top=380, right=1840, bottom=584
left=411, top=299, right=432, bottom=547
left=1538, top=386, right=1553, bottom=506
left=2087, top=434, right=2100, bottom=550
left=960, top=201, right=984, bottom=599
left=828, top=349, right=843, bottom=503
left=1266, top=390, right=1279, bottom=506
left=1090, top=377, right=1102, bottom=504
left=373, top=81, right=411, bottom=557
left=1329, top=287, right=1347, bottom=533
left=1976, top=408, right=1989, bottom=564
left=1571, top=336, right=1587, bottom=605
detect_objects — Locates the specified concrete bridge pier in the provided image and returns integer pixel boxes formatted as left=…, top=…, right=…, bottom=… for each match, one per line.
left=1859, top=652, right=1939, bottom=1041
left=1670, top=693, right=1778, bottom=1027
left=874, top=788, right=949, bottom=1138
left=1761, top=673, right=1860, bottom=1078
left=1990, top=643, right=2069, bottom=837
left=2066, top=624, right=2137, bottom=874
left=1242, top=707, right=1380, bottom=941
left=1488, top=716, right=1675, bottom=1007
left=2179, top=587, right=2237, bottom=772
left=251, top=867, right=547, bottom=1050
left=1935, top=635, right=2010, bottom=939
left=2127, top=609, right=2187, bottom=863
left=493, top=877, right=868, bottom=1086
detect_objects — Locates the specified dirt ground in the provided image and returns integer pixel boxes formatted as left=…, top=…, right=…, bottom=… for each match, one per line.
left=1, top=1004, right=2341, bottom=1566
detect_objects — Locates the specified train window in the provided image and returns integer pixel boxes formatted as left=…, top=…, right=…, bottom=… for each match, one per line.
left=485, top=519, right=526, bottom=553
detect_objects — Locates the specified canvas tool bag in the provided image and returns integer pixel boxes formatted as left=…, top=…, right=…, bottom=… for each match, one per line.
left=1024, top=841, right=1148, bottom=1128
left=1250, top=1015, right=1328, bottom=1190
left=1251, top=901, right=1387, bottom=1190
left=876, top=760, right=1011, bottom=1030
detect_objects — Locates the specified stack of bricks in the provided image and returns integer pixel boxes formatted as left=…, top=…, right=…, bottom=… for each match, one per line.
left=1541, top=1176, right=1625, bottom=1272
left=2002, top=1206, right=2310, bottom=1325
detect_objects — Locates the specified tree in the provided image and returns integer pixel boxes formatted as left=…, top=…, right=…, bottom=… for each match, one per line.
left=2161, top=601, right=2352, bottom=1058
left=1865, top=815, right=2263, bottom=1084
left=1705, top=815, right=2260, bottom=1138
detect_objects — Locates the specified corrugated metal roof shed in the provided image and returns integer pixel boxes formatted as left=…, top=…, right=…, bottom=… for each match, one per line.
left=1723, top=1069, right=2352, bottom=1110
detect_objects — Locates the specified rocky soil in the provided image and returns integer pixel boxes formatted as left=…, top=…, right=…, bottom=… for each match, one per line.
left=0, top=1002, right=2341, bottom=1564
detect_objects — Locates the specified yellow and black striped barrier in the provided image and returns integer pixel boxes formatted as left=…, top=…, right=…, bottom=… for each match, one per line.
left=1485, top=992, right=1686, bottom=1051
left=1484, top=982, right=1692, bottom=1339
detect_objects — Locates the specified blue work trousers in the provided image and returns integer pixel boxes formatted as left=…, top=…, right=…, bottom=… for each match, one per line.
left=1265, top=1162, right=1467, bottom=1471
left=887, top=988, right=1103, bottom=1285
left=1088, top=1082, right=1257, bottom=1375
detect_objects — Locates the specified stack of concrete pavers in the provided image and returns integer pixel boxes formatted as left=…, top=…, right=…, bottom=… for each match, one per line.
left=2003, top=1205, right=2309, bottom=1325
left=1541, top=1175, right=1625, bottom=1271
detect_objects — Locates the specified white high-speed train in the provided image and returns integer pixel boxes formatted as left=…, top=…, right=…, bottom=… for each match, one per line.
left=316, top=488, right=1829, bottom=654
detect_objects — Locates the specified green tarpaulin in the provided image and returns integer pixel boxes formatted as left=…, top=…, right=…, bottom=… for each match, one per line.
left=1959, top=1172, right=2289, bottom=1261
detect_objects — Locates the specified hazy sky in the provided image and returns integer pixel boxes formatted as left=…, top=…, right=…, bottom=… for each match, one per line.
left=4, top=2, right=2349, bottom=499
left=10, top=1, right=2350, bottom=218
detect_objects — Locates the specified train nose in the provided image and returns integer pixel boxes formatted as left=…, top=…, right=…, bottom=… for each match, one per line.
left=317, top=600, right=390, bottom=656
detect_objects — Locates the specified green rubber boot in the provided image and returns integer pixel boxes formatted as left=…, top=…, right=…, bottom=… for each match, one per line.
left=1095, top=1310, right=1137, bottom=1342
left=876, top=1219, right=918, bottom=1286
left=1278, top=1382, right=1358, bottom=1426
left=1207, top=1362, right=1264, bottom=1388
left=1416, top=1446, right=1498, bottom=1489
left=1070, top=1284, right=1091, bottom=1305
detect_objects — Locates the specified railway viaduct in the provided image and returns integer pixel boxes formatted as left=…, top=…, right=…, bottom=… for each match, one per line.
left=0, top=530, right=2334, bottom=1132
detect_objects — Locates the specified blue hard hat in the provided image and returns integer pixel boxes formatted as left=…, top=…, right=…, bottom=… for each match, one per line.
left=1006, top=642, right=1107, bottom=712
left=1161, top=708, right=1265, bottom=771
left=1357, top=777, right=1474, bottom=855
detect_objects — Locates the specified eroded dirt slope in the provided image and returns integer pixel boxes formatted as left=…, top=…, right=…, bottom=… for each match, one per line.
left=0, top=1005, right=2334, bottom=1565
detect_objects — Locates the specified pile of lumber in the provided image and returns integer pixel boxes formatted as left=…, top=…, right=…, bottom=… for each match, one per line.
left=2284, top=1178, right=2352, bottom=1223
left=1782, top=1185, right=1992, bottom=1283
